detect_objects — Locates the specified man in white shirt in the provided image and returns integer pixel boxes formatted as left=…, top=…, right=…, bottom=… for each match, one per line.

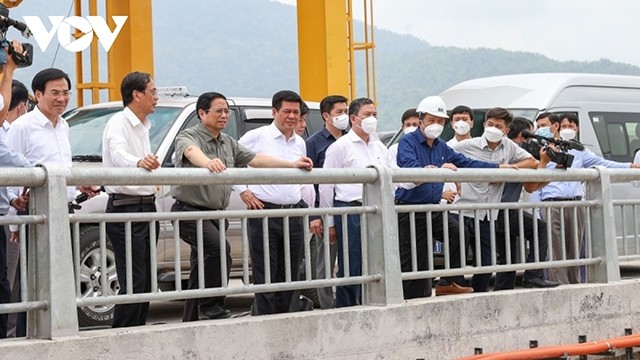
left=6, top=68, right=98, bottom=205
left=102, top=71, right=160, bottom=327
left=319, top=97, right=395, bottom=307
left=5, top=67, right=97, bottom=337
left=234, top=90, right=313, bottom=315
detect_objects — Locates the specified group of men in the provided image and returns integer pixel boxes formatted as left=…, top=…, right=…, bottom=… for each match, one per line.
left=2, top=61, right=638, bottom=334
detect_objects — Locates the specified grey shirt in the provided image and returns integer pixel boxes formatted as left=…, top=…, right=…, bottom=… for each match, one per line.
left=453, top=136, right=532, bottom=220
left=172, top=122, right=256, bottom=210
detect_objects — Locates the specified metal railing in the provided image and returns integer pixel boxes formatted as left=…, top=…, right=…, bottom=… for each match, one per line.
left=0, top=165, right=639, bottom=339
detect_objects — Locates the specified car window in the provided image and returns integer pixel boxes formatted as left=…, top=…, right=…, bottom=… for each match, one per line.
left=67, top=106, right=184, bottom=158
left=589, top=111, right=640, bottom=162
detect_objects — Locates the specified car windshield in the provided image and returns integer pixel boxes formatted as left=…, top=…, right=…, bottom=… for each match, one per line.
left=66, top=106, right=183, bottom=160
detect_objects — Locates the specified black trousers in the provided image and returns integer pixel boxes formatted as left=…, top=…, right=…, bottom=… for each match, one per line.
left=494, top=209, right=549, bottom=290
left=398, top=211, right=468, bottom=299
left=247, top=205, right=304, bottom=315
left=171, top=201, right=232, bottom=322
left=0, top=224, right=8, bottom=338
left=106, top=198, right=157, bottom=328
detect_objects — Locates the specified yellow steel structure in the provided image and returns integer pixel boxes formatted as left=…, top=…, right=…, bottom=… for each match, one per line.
left=74, top=0, right=154, bottom=106
left=70, top=0, right=372, bottom=105
left=296, top=0, right=376, bottom=103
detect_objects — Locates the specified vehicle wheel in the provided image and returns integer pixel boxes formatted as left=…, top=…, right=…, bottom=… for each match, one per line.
left=299, top=235, right=321, bottom=308
left=77, top=226, right=119, bottom=328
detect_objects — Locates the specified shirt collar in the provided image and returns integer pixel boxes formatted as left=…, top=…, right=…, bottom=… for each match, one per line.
left=123, top=107, right=151, bottom=130
left=413, top=130, right=440, bottom=147
left=346, top=129, right=372, bottom=144
left=268, top=121, right=298, bottom=142
left=479, top=135, right=504, bottom=150
left=33, top=106, right=66, bottom=128
left=196, top=121, right=224, bottom=143
left=321, top=126, right=346, bottom=140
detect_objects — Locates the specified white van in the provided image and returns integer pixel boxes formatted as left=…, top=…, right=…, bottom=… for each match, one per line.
left=439, top=72, right=640, bottom=258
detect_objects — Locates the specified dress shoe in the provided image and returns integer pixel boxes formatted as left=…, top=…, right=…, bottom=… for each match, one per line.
left=435, top=282, right=474, bottom=296
left=522, top=278, right=560, bottom=288
left=200, top=305, right=231, bottom=319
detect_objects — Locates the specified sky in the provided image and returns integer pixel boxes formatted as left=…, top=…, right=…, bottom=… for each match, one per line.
left=274, top=0, right=640, bottom=67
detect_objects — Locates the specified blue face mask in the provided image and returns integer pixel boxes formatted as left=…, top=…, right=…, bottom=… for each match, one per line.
left=535, top=126, right=553, bottom=138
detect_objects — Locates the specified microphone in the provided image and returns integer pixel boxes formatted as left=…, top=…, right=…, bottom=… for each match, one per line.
left=521, top=130, right=584, bottom=151
left=521, top=130, right=542, bottom=140
left=0, top=14, right=30, bottom=35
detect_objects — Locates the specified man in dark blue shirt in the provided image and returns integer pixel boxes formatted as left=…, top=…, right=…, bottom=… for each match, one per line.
left=305, top=95, right=348, bottom=309
left=396, top=96, right=506, bottom=299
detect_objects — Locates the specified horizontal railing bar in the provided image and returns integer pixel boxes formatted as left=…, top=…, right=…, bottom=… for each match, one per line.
left=0, top=167, right=47, bottom=187
left=66, top=167, right=380, bottom=186
left=0, top=300, right=48, bottom=314
left=64, top=167, right=614, bottom=187
left=607, top=168, right=640, bottom=182
left=70, top=206, right=378, bottom=223
left=395, top=200, right=599, bottom=213
left=402, top=258, right=602, bottom=280
left=0, top=215, right=46, bottom=226
left=392, top=168, right=600, bottom=183
left=77, top=275, right=382, bottom=307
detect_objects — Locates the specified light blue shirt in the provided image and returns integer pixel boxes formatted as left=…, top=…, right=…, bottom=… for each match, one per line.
left=539, top=147, right=629, bottom=200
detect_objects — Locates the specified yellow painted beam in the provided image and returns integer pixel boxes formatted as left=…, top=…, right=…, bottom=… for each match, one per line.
left=297, top=0, right=350, bottom=102
left=106, top=0, right=154, bottom=102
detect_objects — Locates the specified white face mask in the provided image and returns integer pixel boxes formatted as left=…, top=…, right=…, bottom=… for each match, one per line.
left=424, top=123, right=444, bottom=139
left=453, top=121, right=471, bottom=136
left=360, top=116, right=378, bottom=135
left=560, top=128, right=577, bottom=140
left=332, top=114, right=349, bottom=130
left=483, top=126, right=504, bottom=142
left=403, top=126, right=418, bottom=135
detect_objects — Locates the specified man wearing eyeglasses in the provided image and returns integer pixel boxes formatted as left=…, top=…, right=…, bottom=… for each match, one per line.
left=102, top=71, right=161, bottom=328
left=172, top=91, right=312, bottom=320
left=5, top=67, right=99, bottom=336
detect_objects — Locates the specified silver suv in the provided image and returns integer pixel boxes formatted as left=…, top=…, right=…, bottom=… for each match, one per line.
left=66, top=95, right=323, bottom=327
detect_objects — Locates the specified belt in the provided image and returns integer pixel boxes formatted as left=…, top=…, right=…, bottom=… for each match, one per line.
left=109, top=193, right=155, bottom=207
left=336, top=200, right=362, bottom=206
left=261, top=201, right=300, bottom=209
left=542, top=196, right=582, bottom=202
left=174, top=200, right=220, bottom=211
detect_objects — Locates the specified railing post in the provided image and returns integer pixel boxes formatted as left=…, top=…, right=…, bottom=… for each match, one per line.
left=29, top=165, right=79, bottom=338
left=586, top=167, right=620, bottom=283
left=363, top=165, right=404, bottom=305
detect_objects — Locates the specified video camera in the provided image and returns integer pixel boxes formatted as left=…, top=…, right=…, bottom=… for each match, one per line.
left=0, top=3, right=32, bottom=67
left=520, top=130, right=585, bottom=169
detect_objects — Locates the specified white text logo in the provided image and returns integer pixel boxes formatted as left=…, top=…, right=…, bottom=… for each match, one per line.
left=23, top=16, right=128, bottom=52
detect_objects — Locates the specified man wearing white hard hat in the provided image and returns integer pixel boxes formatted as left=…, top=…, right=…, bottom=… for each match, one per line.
left=395, top=96, right=503, bottom=298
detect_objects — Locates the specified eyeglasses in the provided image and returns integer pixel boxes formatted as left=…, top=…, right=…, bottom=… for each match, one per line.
left=206, top=108, right=231, bottom=115
left=143, top=88, right=158, bottom=96
left=47, top=90, right=71, bottom=98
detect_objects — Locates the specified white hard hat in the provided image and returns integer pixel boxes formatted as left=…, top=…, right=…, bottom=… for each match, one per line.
left=416, top=96, right=449, bottom=118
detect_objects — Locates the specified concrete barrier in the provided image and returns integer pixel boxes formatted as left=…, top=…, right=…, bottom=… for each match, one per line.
left=2, top=279, right=640, bottom=359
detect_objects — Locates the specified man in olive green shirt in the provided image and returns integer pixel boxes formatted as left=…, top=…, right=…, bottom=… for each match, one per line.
left=171, top=91, right=312, bottom=321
